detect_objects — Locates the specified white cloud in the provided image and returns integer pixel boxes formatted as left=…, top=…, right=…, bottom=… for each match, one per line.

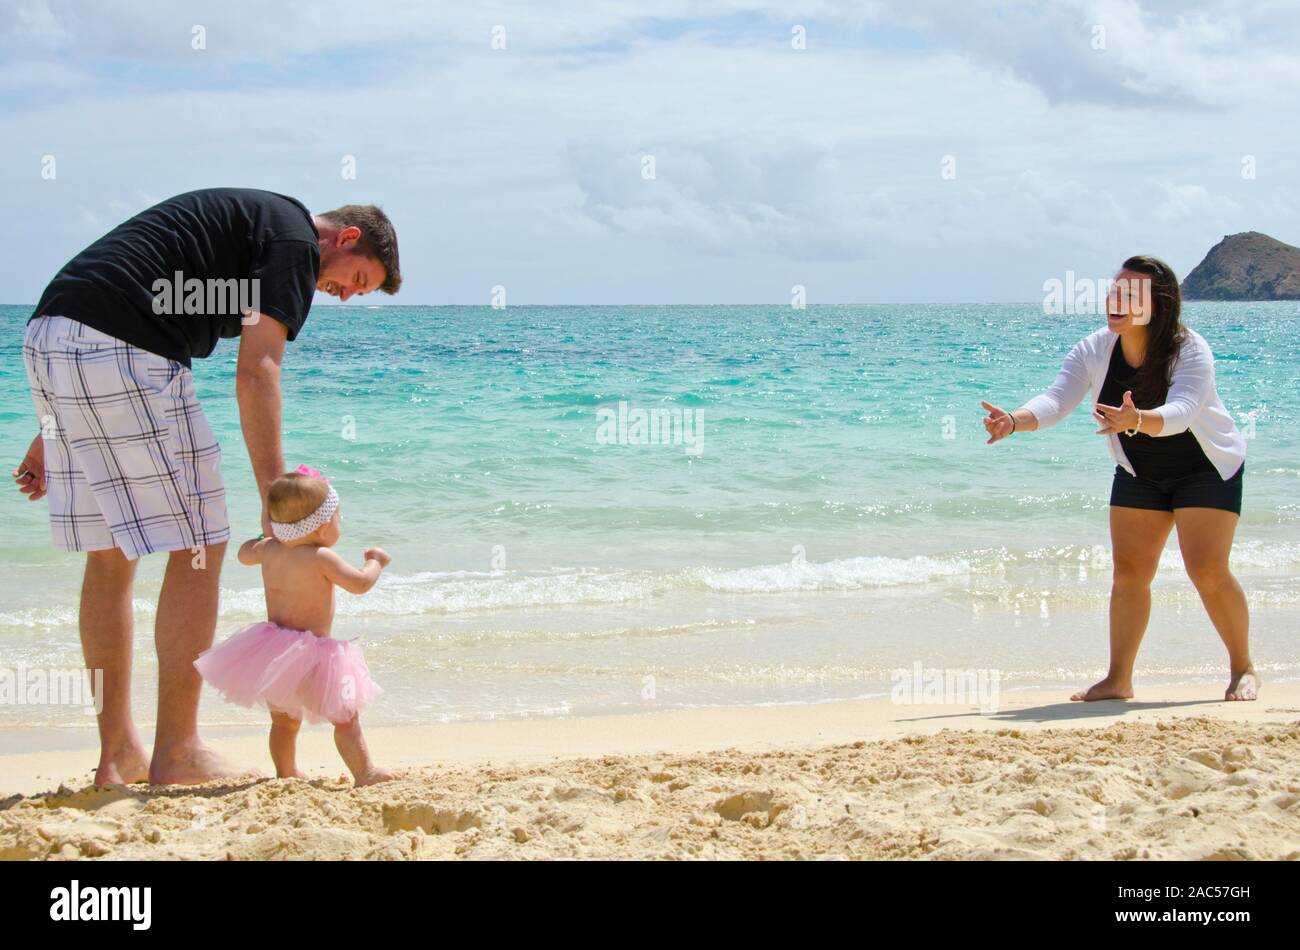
left=1156, top=183, right=1240, bottom=222
left=874, top=0, right=1300, bottom=108
left=2, top=0, right=1297, bottom=303
left=7, top=0, right=70, bottom=49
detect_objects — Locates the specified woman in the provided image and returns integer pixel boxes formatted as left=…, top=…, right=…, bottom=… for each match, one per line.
left=980, top=255, right=1256, bottom=702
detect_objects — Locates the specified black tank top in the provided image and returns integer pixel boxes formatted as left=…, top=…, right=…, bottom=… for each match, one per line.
left=1098, top=339, right=1214, bottom=480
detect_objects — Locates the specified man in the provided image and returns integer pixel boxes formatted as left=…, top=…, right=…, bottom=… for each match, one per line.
left=11, top=188, right=401, bottom=785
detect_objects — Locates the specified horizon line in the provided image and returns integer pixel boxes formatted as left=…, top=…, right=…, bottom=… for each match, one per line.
left=2, top=300, right=1277, bottom=310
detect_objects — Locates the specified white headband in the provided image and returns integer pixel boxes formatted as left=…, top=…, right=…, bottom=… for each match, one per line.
left=270, top=486, right=339, bottom=541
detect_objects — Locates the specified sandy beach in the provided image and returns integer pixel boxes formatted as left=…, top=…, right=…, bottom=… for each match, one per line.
left=2, top=683, right=1297, bottom=860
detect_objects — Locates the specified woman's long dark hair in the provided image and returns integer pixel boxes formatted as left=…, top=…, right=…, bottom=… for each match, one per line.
left=1121, top=255, right=1186, bottom=408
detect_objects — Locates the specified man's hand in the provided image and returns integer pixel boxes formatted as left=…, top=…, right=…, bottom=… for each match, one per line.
left=364, top=547, right=392, bottom=569
left=12, top=434, right=47, bottom=501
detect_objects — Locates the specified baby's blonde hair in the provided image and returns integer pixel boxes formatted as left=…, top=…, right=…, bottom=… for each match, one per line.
left=267, top=472, right=330, bottom=524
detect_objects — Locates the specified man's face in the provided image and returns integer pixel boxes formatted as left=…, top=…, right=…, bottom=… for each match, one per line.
left=317, top=227, right=387, bottom=302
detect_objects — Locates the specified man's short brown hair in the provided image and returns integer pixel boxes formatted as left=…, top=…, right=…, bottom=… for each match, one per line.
left=317, top=204, right=402, bottom=293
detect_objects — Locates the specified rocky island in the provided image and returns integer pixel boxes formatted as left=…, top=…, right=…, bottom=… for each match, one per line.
left=1182, top=231, right=1300, bottom=300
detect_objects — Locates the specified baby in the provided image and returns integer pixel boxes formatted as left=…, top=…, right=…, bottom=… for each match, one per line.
left=194, top=466, right=395, bottom=786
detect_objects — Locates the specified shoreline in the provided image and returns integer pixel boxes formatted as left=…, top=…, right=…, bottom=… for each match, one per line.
left=3, top=682, right=1297, bottom=797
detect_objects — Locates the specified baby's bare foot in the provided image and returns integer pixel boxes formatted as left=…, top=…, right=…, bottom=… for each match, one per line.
left=1070, top=677, right=1134, bottom=702
left=354, top=767, right=396, bottom=787
left=1225, top=669, right=1259, bottom=702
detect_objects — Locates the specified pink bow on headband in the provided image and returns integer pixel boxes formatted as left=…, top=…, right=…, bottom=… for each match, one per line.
left=295, top=464, right=328, bottom=484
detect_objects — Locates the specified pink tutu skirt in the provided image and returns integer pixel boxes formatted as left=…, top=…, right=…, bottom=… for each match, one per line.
left=194, top=621, right=381, bottom=724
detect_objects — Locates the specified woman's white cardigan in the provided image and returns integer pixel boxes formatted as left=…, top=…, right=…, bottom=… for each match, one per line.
left=1022, top=327, right=1246, bottom=481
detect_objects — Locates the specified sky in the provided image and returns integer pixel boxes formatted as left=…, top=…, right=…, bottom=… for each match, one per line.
left=3, top=0, right=1298, bottom=305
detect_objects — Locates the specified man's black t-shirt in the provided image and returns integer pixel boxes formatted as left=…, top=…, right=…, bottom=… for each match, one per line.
left=31, top=188, right=320, bottom=366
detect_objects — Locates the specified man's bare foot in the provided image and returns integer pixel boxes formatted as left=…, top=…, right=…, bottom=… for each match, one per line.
left=149, top=739, right=261, bottom=785
left=354, top=767, right=396, bottom=788
left=94, top=741, right=151, bottom=786
left=1225, top=669, right=1259, bottom=702
left=275, top=770, right=310, bottom=780
left=1070, top=677, right=1134, bottom=702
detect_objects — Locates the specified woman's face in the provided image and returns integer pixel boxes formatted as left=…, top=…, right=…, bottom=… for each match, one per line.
left=1106, top=268, right=1153, bottom=332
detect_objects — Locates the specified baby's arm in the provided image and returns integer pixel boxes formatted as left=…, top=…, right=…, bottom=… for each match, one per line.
left=237, top=537, right=272, bottom=566
left=316, top=547, right=391, bottom=594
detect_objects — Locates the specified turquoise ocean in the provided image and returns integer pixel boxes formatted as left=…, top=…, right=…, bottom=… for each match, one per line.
left=2, top=303, right=1298, bottom=735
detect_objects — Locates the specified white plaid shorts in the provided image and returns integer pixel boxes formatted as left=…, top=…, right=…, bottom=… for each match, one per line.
left=23, top=315, right=230, bottom=560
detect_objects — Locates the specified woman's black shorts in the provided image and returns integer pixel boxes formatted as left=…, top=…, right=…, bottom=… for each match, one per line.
left=1110, top=463, right=1243, bottom=515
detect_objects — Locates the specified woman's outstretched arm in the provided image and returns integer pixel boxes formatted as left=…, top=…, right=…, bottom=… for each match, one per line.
left=981, top=338, right=1093, bottom=444
left=1020, top=338, right=1093, bottom=429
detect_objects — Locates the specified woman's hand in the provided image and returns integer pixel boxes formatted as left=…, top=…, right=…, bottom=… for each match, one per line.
left=12, top=434, right=47, bottom=501
left=980, top=401, right=1016, bottom=444
left=1094, top=390, right=1138, bottom=435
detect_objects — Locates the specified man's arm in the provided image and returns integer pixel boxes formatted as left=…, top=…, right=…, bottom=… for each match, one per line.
left=236, top=314, right=289, bottom=537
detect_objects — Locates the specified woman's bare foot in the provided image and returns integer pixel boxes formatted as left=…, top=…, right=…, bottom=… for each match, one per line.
left=94, top=741, right=151, bottom=786
left=149, top=738, right=261, bottom=785
left=1070, top=677, right=1134, bottom=702
left=354, top=767, right=396, bottom=788
left=1225, top=668, right=1259, bottom=701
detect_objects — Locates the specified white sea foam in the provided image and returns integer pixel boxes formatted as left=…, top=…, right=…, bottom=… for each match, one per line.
left=2, top=541, right=1299, bottom=631
left=697, top=555, right=972, bottom=593
left=338, top=569, right=665, bottom=615
left=338, top=555, right=976, bottom=614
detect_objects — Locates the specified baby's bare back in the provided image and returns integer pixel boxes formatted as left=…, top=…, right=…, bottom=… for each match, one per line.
left=260, top=542, right=336, bottom=636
